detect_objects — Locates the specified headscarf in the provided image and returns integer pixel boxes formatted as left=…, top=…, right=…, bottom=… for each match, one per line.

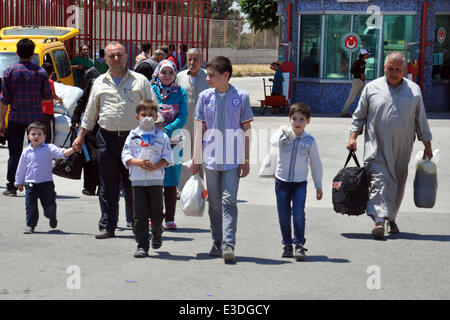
left=151, top=59, right=180, bottom=102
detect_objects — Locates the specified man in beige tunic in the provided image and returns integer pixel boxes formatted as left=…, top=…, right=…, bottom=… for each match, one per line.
left=176, top=48, right=209, bottom=191
left=347, top=52, right=433, bottom=239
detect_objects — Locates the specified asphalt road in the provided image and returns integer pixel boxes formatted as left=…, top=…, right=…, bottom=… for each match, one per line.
left=0, top=78, right=449, bottom=301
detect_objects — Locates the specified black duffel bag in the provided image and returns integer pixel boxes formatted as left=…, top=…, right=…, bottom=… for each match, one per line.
left=332, top=150, right=369, bottom=216
left=52, top=128, right=83, bottom=180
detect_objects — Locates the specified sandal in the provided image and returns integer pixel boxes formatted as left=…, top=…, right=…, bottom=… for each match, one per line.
left=387, top=221, right=400, bottom=234
left=371, top=224, right=385, bottom=239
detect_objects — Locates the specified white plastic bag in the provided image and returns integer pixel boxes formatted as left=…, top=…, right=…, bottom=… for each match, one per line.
left=413, top=149, right=439, bottom=208
left=53, top=82, right=83, bottom=117
left=180, top=174, right=207, bottom=217
left=53, top=114, right=72, bottom=147
left=258, top=146, right=278, bottom=178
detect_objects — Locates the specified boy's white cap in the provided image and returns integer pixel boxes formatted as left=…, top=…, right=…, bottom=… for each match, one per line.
left=360, top=48, right=370, bottom=55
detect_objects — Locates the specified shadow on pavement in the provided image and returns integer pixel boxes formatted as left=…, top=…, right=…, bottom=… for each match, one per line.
left=195, top=253, right=294, bottom=265
left=152, top=251, right=195, bottom=261
left=304, top=255, right=350, bottom=263
left=387, top=232, right=450, bottom=242
left=33, top=229, right=93, bottom=236
left=235, top=256, right=293, bottom=265
left=173, top=227, right=211, bottom=234
left=56, top=195, right=81, bottom=199
left=341, top=233, right=386, bottom=241
left=341, top=232, right=450, bottom=242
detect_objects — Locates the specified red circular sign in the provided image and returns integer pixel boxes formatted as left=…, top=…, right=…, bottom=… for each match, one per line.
left=342, top=33, right=361, bottom=52
left=437, top=27, right=446, bottom=43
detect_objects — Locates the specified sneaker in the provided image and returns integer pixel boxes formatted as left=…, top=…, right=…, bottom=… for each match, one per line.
left=209, top=241, right=222, bottom=257
left=165, top=221, right=177, bottom=230
left=294, top=245, right=308, bottom=261
left=49, top=216, right=57, bottom=229
left=282, top=244, right=293, bottom=258
left=23, top=226, right=34, bottom=234
left=222, top=246, right=235, bottom=263
left=151, top=235, right=162, bottom=250
left=134, top=248, right=148, bottom=258
left=3, top=189, right=17, bottom=197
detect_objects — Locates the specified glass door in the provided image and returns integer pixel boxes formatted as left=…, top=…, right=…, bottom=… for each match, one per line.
left=352, top=15, right=380, bottom=80
left=382, top=15, right=416, bottom=73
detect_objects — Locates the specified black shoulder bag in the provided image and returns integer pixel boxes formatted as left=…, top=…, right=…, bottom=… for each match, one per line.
left=332, top=150, right=369, bottom=216
left=52, top=128, right=84, bottom=180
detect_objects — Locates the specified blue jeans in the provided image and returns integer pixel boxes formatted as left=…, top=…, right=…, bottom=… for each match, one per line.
left=205, top=167, right=240, bottom=249
left=25, top=181, right=57, bottom=228
left=275, top=178, right=307, bottom=246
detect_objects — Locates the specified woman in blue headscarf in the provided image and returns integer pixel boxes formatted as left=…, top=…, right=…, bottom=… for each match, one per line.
left=151, top=59, right=188, bottom=230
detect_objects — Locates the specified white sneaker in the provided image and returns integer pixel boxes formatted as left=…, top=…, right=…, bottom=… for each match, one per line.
left=165, top=221, right=177, bottom=230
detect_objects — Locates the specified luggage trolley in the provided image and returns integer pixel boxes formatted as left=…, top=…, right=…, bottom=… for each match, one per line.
left=259, top=78, right=289, bottom=115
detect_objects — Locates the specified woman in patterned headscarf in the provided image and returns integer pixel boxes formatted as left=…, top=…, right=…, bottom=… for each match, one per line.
left=151, top=59, right=188, bottom=230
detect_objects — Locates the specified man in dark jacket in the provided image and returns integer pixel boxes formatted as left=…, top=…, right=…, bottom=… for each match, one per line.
left=71, top=66, right=100, bottom=196
left=341, top=48, right=370, bottom=117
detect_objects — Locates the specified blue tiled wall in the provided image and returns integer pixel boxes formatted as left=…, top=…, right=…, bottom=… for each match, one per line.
left=286, top=0, right=450, bottom=112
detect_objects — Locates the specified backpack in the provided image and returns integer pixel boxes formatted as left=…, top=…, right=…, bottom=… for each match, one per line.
left=332, top=151, right=369, bottom=216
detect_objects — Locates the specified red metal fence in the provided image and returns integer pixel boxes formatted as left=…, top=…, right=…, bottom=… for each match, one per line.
left=1, top=0, right=210, bottom=67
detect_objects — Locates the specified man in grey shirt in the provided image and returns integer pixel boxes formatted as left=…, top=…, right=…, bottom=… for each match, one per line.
left=347, top=52, right=433, bottom=240
left=134, top=49, right=165, bottom=81
left=176, top=48, right=209, bottom=191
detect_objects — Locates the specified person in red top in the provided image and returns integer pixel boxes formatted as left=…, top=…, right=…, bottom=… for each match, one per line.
left=41, top=62, right=62, bottom=143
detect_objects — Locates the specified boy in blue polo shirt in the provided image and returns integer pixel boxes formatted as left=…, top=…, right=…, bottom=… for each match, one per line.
left=189, top=56, right=253, bottom=263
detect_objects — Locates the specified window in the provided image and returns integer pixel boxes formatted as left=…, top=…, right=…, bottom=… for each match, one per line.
left=299, top=15, right=321, bottom=78
left=323, top=15, right=351, bottom=79
left=433, top=15, right=450, bottom=80
left=297, top=13, right=416, bottom=80
left=382, top=15, right=415, bottom=69
left=52, top=49, right=71, bottom=79
left=351, top=15, right=380, bottom=80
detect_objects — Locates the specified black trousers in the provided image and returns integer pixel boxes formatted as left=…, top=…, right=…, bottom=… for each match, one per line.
left=42, top=113, right=55, bottom=144
left=6, top=121, right=29, bottom=191
left=96, top=129, right=133, bottom=232
left=82, top=128, right=99, bottom=193
left=133, top=186, right=164, bottom=251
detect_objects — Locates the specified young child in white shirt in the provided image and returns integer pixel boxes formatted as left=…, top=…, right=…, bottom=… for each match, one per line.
left=122, top=100, right=173, bottom=258
left=271, top=102, right=323, bottom=261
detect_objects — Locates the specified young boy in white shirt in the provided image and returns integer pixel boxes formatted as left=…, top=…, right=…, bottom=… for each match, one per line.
left=271, top=102, right=323, bottom=261
left=122, top=100, right=173, bottom=257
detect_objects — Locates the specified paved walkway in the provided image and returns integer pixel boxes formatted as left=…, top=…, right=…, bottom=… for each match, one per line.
left=0, top=98, right=449, bottom=300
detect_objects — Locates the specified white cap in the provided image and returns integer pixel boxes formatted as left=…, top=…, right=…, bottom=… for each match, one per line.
left=360, top=48, right=370, bottom=55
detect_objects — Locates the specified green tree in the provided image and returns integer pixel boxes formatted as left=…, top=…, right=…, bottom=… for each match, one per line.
left=210, top=0, right=241, bottom=20
left=238, top=0, right=278, bottom=31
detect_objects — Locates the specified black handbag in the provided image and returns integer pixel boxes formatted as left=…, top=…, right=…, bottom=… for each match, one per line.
left=332, top=150, right=369, bottom=216
left=52, top=129, right=83, bottom=180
